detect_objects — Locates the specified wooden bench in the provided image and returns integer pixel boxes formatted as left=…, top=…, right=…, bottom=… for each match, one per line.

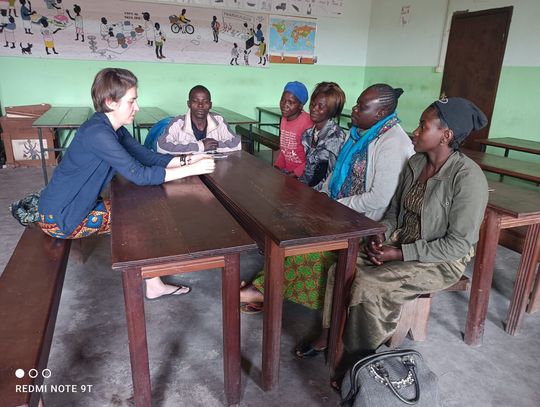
left=461, top=148, right=540, bottom=184
left=388, top=275, right=470, bottom=347
left=236, top=124, right=280, bottom=162
left=0, top=226, right=71, bottom=407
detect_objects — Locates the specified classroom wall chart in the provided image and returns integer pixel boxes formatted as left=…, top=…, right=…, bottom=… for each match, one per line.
left=0, top=0, right=271, bottom=67
left=128, top=0, right=344, bottom=18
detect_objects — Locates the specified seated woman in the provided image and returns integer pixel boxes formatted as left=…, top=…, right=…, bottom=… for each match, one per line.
left=240, top=83, right=412, bottom=313
left=298, top=81, right=347, bottom=191
left=37, top=68, right=215, bottom=300
left=298, top=97, right=489, bottom=387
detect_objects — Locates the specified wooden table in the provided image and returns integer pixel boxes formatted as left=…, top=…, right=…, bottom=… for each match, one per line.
left=32, top=106, right=92, bottom=185
left=462, top=148, right=540, bottom=184
left=477, top=137, right=540, bottom=157
left=465, top=180, right=540, bottom=346
left=132, top=107, right=170, bottom=144
left=200, top=151, right=385, bottom=390
left=111, top=176, right=256, bottom=406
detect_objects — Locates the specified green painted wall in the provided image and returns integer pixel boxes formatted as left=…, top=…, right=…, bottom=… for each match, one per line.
left=364, top=66, right=540, bottom=164
left=0, top=57, right=365, bottom=119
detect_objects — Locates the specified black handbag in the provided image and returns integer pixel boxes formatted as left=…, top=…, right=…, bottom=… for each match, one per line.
left=340, top=349, right=439, bottom=407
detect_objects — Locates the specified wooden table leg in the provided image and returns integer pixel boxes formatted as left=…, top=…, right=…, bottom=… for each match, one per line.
left=465, top=209, right=501, bottom=346
left=121, top=268, right=152, bottom=407
left=261, top=239, right=285, bottom=391
left=222, top=253, right=241, bottom=405
left=505, top=223, right=540, bottom=334
left=526, top=264, right=540, bottom=314
left=328, top=237, right=359, bottom=373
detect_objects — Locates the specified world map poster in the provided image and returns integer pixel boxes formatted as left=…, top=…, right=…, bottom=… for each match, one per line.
left=268, top=16, right=316, bottom=63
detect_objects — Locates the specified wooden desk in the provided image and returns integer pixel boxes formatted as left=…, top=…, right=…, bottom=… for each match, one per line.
left=461, top=148, right=540, bottom=184
left=132, top=107, right=170, bottom=144
left=477, top=137, right=540, bottom=157
left=465, top=181, right=540, bottom=346
left=200, top=151, right=385, bottom=390
left=32, top=106, right=92, bottom=185
left=111, top=176, right=256, bottom=406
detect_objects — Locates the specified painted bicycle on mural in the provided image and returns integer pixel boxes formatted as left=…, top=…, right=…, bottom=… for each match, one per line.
left=169, top=15, right=194, bottom=35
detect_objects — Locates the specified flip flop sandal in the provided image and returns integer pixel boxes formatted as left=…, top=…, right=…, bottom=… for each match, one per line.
left=294, top=342, right=327, bottom=359
left=240, top=302, right=263, bottom=314
left=145, top=285, right=191, bottom=301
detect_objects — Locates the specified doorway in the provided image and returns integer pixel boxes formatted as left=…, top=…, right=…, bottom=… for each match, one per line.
left=440, top=6, right=513, bottom=150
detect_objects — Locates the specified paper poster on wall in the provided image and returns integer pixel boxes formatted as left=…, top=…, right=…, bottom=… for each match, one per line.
left=268, top=16, right=316, bottom=63
left=0, top=0, right=269, bottom=67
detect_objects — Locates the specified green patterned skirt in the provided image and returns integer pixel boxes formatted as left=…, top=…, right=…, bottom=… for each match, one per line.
left=252, top=251, right=337, bottom=310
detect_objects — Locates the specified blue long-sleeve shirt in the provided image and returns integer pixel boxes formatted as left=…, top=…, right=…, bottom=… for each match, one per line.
left=39, top=112, right=174, bottom=234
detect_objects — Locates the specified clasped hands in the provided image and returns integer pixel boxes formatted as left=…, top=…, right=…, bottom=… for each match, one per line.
left=364, top=234, right=403, bottom=265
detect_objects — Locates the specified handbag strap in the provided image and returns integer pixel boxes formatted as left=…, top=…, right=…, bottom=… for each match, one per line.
left=342, top=349, right=422, bottom=405
left=377, top=360, right=420, bottom=405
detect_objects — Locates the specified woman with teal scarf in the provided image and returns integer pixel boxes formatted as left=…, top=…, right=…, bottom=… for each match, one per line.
left=240, top=84, right=413, bottom=316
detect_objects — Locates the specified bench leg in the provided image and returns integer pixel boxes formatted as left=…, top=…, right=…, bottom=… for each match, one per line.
left=121, top=268, right=152, bottom=407
left=222, top=253, right=241, bottom=405
left=506, top=223, right=540, bottom=334
left=387, top=298, right=417, bottom=348
left=409, top=296, right=433, bottom=341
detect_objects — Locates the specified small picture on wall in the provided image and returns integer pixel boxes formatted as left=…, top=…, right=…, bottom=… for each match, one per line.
left=12, top=139, right=48, bottom=161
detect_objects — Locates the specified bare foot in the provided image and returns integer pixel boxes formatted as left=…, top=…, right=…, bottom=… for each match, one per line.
left=145, top=277, right=190, bottom=299
left=240, top=284, right=264, bottom=303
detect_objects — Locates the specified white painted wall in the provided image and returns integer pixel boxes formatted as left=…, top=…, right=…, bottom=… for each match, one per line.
left=366, top=0, right=540, bottom=66
left=316, top=0, right=372, bottom=66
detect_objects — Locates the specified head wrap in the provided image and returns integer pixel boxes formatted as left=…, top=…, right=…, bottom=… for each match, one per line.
left=283, top=81, right=309, bottom=105
left=432, top=97, right=488, bottom=148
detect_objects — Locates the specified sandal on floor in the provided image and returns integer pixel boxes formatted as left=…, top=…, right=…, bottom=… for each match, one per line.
left=145, top=285, right=191, bottom=301
left=240, top=302, right=263, bottom=314
left=294, top=342, right=327, bottom=359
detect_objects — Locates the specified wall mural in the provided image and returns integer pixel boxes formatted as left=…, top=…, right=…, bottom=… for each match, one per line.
left=0, top=0, right=271, bottom=67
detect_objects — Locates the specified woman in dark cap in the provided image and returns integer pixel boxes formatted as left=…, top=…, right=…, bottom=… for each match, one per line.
left=296, top=97, right=489, bottom=386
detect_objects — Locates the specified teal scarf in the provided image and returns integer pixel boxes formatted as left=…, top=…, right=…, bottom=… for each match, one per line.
left=329, top=113, right=398, bottom=199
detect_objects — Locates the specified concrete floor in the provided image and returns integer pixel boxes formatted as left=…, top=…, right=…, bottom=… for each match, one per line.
left=1, top=166, right=539, bottom=407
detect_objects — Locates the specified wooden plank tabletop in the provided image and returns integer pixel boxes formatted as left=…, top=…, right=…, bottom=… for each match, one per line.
left=111, top=176, right=256, bottom=270
left=462, top=148, right=540, bottom=183
left=212, top=106, right=257, bottom=125
left=133, top=107, right=170, bottom=128
left=201, top=151, right=385, bottom=248
left=32, top=106, right=91, bottom=128
left=477, top=137, right=540, bottom=155
left=487, top=180, right=540, bottom=218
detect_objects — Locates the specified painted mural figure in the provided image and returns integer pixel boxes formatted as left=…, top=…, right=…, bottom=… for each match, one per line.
left=99, top=17, right=110, bottom=40
left=66, top=4, right=84, bottom=42
left=23, top=139, right=41, bottom=159
left=2, top=16, right=16, bottom=48
left=8, top=0, right=18, bottom=17
left=178, top=8, right=191, bottom=29
left=42, top=0, right=59, bottom=10
left=39, top=17, right=60, bottom=54
left=211, top=15, right=220, bottom=43
left=142, top=12, right=154, bottom=46
left=255, top=23, right=263, bottom=45
left=230, top=42, right=239, bottom=65
left=258, top=36, right=266, bottom=65
left=154, top=22, right=165, bottom=59
left=52, top=0, right=68, bottom=24
left=20, top=0, right=36, bottom=35
left=243, top=48, right=250, bottom=66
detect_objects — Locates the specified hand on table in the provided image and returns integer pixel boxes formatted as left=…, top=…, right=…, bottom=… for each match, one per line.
left=202, top=138, right=219, bottom=151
